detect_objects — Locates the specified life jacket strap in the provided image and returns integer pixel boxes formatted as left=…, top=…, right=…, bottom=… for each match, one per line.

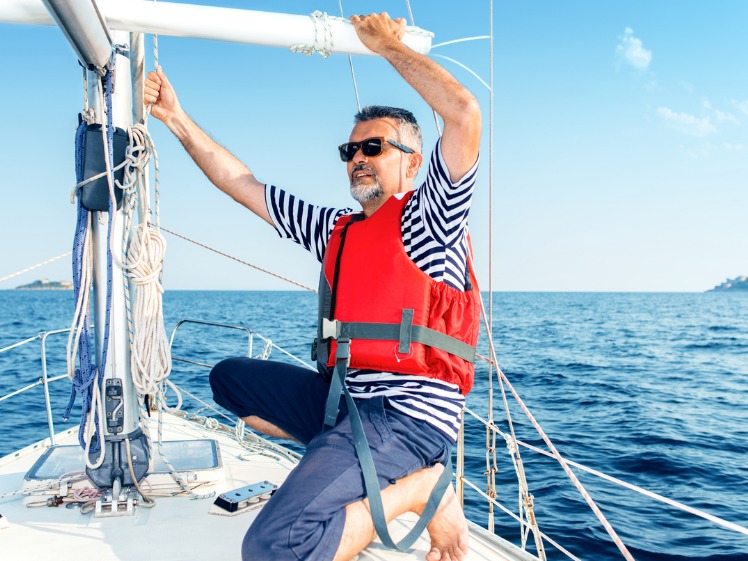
left=321, top=311, right=476, bottom=363
left=328, top=344, right=453, bottom=552
left=323, top=335, right=350, bottom=427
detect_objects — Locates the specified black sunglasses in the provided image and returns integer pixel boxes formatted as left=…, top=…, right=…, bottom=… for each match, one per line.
left=338, top=137, right=414, bottom=162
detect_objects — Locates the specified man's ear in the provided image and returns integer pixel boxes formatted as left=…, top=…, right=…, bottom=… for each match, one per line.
left=406, top=152, right=423, bottom=179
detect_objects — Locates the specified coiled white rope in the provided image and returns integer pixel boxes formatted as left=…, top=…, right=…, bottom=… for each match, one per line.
left=116, top=121, right=172, bottom=399
left=290, top=11, right=337, bottom=58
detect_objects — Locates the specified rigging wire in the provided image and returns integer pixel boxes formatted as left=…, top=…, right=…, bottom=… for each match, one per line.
left=464, top=407, right=748, bottom=539
left=337, top=0, right=361, bottom=112
left=432, top=35, right=491, bottom=49
left=157, top=225, right=317, bottom=292
left=0, top=252, right=72, bottom=284
left=402, top=0, right=441, bottom=135
left=430, top=54, right=491, bottom=94
left=485, top=0, right=498, bottom=542
left=477, top=297, right=636, bottom=560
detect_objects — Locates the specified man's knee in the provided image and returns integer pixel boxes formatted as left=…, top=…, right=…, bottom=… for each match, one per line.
left=242, top=520, right=275, bottom=561
left=209, top=358, right=229, bottom=392
left=209, top=357, right=255, bottom=414
left=209, top=357, right=243, bottom=390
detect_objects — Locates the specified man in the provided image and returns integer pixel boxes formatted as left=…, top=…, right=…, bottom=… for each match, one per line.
left=144, top=12, right=481, bottom=561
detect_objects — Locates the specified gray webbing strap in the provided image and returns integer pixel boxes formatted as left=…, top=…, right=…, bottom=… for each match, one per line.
left=321, top=318, right=476, bottom=363
left=323, top=337, right=349, bottom=427
left=398, top=309, right=414, bottom=353
left=336, top=360, right=453, bottom=551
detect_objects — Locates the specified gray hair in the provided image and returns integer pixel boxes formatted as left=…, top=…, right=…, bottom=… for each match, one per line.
left=354, top=105, right=422, bottom=153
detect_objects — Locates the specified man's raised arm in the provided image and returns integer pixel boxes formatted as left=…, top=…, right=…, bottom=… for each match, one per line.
left=350, top=13, right=482, bottom=183
left=144, top=67, right=273, bottom=225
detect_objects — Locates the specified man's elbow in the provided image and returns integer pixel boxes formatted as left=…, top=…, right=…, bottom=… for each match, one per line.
left=462, top=94, right=482, bottom=129
left=449, top=93, right=482, bottom=139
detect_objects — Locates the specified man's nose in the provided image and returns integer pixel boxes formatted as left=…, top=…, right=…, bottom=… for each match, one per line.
left=352, top=146, right=368, bottom=163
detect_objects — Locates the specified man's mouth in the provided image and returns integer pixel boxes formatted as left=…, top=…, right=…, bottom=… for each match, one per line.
left=351, top=165, right=376, bottom=184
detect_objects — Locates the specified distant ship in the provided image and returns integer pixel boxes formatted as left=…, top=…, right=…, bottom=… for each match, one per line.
left=15, top=278, right=73, bottom=290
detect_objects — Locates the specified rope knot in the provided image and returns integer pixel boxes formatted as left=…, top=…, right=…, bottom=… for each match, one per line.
left=503, top=434, right=518, bottom=455
left=290, top=11, right=336, bottom=58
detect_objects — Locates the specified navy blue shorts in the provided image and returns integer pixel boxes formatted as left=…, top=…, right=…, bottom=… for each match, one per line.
left=210, top=357, right=452, bottom=561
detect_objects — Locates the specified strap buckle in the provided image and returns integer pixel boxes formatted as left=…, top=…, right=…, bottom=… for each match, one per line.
left=322, top=318, right=340, bottom=340
left=336, top=337, right=351, bottom=367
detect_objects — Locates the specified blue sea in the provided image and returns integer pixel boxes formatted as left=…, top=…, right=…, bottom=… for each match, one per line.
left=1, top=290, right=746, bottom=560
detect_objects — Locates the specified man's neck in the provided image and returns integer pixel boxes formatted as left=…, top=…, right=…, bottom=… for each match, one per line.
left=361, top=191, right=410, bottom=217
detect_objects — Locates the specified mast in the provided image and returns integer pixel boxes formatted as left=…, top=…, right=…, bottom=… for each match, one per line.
left=44, top=0, right=149, bottom=505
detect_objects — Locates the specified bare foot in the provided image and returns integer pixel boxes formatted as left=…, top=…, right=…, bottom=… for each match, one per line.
left=425, top=483, right=469, bottom=561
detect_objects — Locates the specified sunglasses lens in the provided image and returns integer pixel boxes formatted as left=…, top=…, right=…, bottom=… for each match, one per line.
left=338, top=138, right=386, bottom=162
left=339, top=143, right=357, bottom=162
left=361, top=138, right=383, bottom=157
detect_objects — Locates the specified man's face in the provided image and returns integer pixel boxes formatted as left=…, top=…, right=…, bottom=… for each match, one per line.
left=346, top=118, right=414, bottom=206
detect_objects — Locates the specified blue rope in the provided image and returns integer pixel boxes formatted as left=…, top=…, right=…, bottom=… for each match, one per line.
left=64, top=71, right=117, bottom=454
left=99, top=69, right=115, bottom=399
left=63, top=119, right=97, bottom=444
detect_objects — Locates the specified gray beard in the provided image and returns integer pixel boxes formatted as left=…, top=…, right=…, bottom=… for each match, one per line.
left=350, top=181, right=383, bottom=203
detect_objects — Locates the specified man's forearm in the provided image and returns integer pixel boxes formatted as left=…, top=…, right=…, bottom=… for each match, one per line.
left=384, top=42, right=481, bottom=182
left=163, top=110, right=272, bottom=225
left=349, top=12, right=482, bottom=182
left=379, top=42, right=479, bottom=130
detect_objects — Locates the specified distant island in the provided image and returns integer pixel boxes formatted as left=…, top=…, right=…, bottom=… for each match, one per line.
left=709, top=275, right=748, bottom=291
left=16, top=279, right=73, bottom=291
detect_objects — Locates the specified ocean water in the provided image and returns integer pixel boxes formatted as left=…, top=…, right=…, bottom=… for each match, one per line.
left=0, top=290, right=746, bottom=560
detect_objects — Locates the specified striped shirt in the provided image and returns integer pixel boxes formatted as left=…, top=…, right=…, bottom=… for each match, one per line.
left=266, top=138, right=478, bottom=442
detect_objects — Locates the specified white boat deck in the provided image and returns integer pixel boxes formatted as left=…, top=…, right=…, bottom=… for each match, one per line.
left=0, top=412, right=537, bottom=561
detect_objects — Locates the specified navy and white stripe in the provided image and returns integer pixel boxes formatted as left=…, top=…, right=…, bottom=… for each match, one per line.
left=266, top=138, right=479, bottom=442
left=266, top=188, right=354, bottom=263
left=402, top=143, right=477, bottom=290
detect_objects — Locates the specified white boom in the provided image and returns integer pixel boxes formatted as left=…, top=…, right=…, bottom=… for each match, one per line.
left=0, top=0, right=433, bottom=60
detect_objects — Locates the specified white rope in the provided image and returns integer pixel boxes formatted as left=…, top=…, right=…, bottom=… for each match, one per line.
left=258, top=339, right=273, bottom=360
left=66, top=213, right=93, bottom=383
left=290, top=11, right=337, bottom=58
left=79, top=76, right=120, bottom=470
left=83, top=377, right=107, bottom=469
left=93, top=114, right=172, bottom=401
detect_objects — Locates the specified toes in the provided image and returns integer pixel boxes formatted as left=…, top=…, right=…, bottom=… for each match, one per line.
left=426, top=546, right=441, bottom=561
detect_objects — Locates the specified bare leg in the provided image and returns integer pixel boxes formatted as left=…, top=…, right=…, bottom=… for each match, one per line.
left=332, top=463, right=469, bottom=561
left=241, top=415, right=298, bottom=442
left=424, top=484, right=469, bottom=561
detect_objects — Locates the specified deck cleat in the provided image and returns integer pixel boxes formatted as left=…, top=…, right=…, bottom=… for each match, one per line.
left=213, top=481, right=278, bottom=514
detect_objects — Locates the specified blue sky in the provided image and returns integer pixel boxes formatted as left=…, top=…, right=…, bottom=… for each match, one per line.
left=1, top=0, right=746, bottom=292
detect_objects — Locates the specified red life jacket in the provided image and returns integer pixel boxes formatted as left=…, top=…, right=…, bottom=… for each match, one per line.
left=317, top=191, right=480, bottom=395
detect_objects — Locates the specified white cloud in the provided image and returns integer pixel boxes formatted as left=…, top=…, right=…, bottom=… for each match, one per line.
left=732, top=99, right=748, bottom=116
left=714, top=109, right=739, bottom=124
left=704, top=99, right=739, bottom=124
left=658, top=107, right=716, bottom=136
left=724, top=142, right=746, bottom=152
left=616, top=27, right=652, bottom=70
